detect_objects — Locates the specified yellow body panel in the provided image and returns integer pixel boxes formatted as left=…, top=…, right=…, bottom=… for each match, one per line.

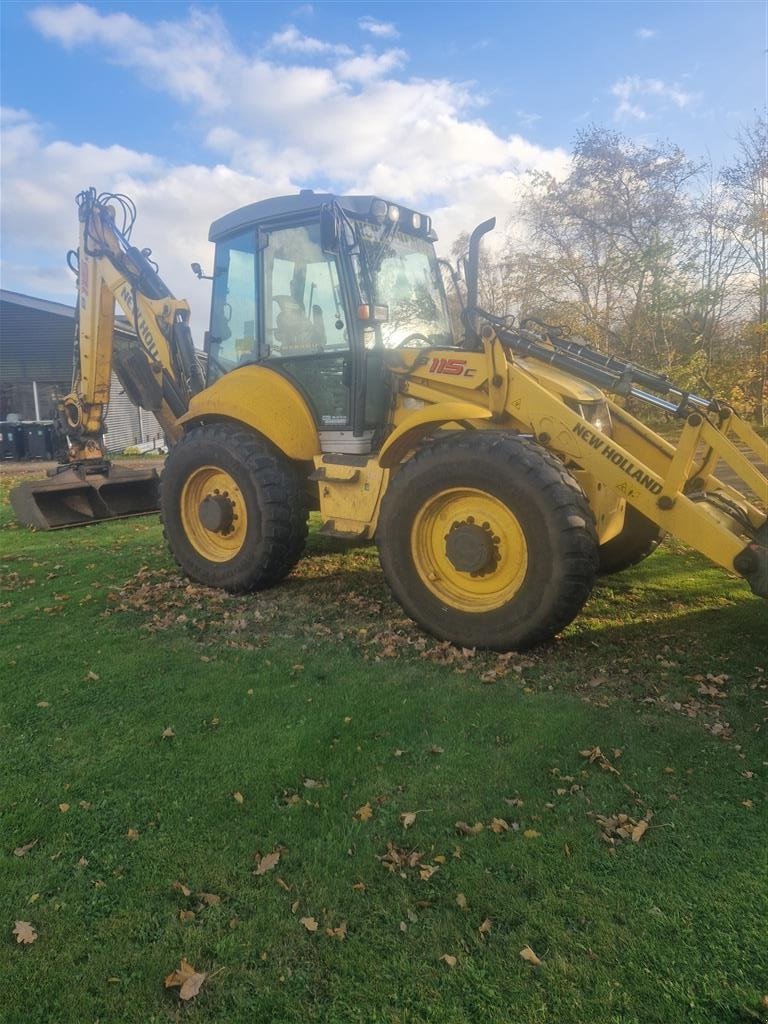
left=314, top=456, right=388, bottom=538
left=379, top=401, right=493, bottom=468
left=179, top=365, right=320, bottom=461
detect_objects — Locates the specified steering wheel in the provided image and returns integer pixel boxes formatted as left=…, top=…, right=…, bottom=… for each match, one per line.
left=397, top=332, right=431, bottom=348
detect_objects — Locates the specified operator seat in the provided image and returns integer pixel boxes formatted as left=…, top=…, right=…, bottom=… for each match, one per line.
left=274, top=295, right=320, bottom=354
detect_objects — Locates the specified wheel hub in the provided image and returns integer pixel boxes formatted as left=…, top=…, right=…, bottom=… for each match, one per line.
left=198, top=492, right=235, bottom=533
left=445, top=519, right=500, bottom=576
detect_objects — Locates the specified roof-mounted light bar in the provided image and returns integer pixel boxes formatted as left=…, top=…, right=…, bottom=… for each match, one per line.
left=368, top=198, right=434, bottom=239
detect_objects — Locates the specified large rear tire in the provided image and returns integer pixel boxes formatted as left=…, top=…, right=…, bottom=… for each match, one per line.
left=597, top=504, right=664, bottom=576
left=161, top=424, right=307, bottom=591
left=377, top=432, right=598, bottom=651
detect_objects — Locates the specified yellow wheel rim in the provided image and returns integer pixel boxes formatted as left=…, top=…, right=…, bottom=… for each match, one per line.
left=411, top=488, right=528, bottom=613
left=180, top=466, right=248, bottom=563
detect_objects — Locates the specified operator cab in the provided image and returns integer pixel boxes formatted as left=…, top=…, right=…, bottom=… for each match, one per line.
left=205, top=190, right=453, bottom=453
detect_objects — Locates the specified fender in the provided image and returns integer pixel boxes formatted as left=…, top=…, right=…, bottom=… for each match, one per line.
left=178, top=365, right=320, bottom=460
left=378, top=401, right=493, bottom=468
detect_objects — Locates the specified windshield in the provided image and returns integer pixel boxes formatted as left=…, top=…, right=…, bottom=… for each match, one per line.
left=355, top=222, right=453, bottom=348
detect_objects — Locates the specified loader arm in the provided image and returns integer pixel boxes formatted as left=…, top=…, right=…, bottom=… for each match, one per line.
left=62, top=187, right=204, bottom=458
left=11, top=188, right=205, bottom=530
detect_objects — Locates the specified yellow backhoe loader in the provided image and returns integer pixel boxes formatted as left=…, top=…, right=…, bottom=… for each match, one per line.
left=11, top=188, right=768, bottom=650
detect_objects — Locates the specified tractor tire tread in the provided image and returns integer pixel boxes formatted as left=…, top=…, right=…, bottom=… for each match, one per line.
left=377, top=431, right=597, bottom=650
left=161, top=423, right=307, bottom=592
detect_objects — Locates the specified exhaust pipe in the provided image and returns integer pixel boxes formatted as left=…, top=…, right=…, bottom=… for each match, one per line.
left=10, top=462, right=160, bottom=530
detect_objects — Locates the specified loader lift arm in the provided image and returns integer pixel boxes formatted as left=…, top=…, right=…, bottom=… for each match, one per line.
left=471, top=313, right=768, bottom=598
left=11, top=188, right=205, bottom=530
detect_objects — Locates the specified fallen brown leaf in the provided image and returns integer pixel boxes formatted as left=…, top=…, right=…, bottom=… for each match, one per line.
left=377, top=842, right=423, bottom=873
left=300, top=916, right=318, bottom=933
left=161, top=727, right=175, bottom=739
left=519, top=945, right=542, bottom=966
left=13, top=839, right=38, bottom=858
left=455, top=820, right=484, bottom=836
left=126, top=828, right=139, bottom=841
left=440, top=954, right=457, bottom=968
left=355, top=803, right=373, bottom=822
left=399, top=811, right=417, bottom=830
left=325, top=921, right=348, bottom=940
left=302, top=778, right=326, bottom=790
left=233, top=792, right=244, bottom=804
left=13, top=921, right=37, bottom=945
left=489, top=818, right=509, bottom=834
left=419, top=864, right=438, bottom=881
left=478, top=917, right=492, bottom=938
left=58, top=803, right=69, bottom=814
left=523, top=829, right=541, bottom=840
left=199, top=892, right=220, bottom=906
left=172, top=881, right=192, bottom=897
left=631, top=820, right=649, bottom=843
left=85, top=670, right=100, bottom=682
left=164, top=958, right=207, bottom=1001
left=254, top=850, right=281, bottom=876
left=179, top=910, right=195, bottom=922
left=456, top=893, right=468, bottom=910
left=352, top=881, right=366, bottom=892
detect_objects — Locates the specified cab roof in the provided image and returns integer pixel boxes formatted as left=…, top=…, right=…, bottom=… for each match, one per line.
left=208, top=190, right=382, bottom=243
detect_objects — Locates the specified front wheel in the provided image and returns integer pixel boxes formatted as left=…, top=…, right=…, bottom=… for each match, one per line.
left=161, top=423, right=307, bottom=591
left=377, top=433, right=598, bottom=651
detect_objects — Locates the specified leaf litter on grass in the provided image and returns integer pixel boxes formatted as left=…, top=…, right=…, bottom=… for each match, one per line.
left=102, top=561, right=763, bottom=746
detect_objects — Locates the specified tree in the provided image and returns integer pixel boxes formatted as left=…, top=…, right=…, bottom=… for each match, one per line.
left=517, top=127, right=701, bottom=368
left=721, top=116, right=768, bottom=422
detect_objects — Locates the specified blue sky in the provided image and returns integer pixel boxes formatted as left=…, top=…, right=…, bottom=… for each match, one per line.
left=1, top=1, right=765, bottom=323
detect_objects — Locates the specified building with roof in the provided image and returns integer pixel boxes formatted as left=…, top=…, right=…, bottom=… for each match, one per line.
left=0, top=289, right=164, bottom=454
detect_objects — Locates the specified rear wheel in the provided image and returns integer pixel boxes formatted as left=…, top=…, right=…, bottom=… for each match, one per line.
left=598, top=504, right=664, bottom=575
left=161, top=423, right=307, bottom=591
left=377, top=432, right=598, bottom=651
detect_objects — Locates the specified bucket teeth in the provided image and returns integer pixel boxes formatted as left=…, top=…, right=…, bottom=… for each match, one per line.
left=10, top=465, right=160, bottom=530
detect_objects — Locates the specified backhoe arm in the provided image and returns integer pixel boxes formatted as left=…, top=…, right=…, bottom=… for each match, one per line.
left=62, top=188, right=204, bottom=460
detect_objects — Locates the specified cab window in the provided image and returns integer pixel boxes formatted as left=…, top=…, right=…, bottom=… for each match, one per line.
left=264, top=223, right=348, bottom=358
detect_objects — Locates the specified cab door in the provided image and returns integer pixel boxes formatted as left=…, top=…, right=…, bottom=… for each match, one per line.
left=261, top=220, right=354, bottom=432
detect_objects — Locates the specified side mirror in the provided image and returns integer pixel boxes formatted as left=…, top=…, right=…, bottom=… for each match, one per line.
left=320, top=204, right=340, bottom=253
left=191, top=262, right=213, bottom=280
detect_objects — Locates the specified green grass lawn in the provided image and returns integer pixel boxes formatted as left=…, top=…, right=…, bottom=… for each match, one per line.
left=1, top=474, right=767, bottom=1024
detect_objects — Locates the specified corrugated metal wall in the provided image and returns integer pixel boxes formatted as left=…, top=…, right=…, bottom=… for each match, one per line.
left=103, top=375, right=164, bottom=453
left=1, top=291, right=165, bottom=453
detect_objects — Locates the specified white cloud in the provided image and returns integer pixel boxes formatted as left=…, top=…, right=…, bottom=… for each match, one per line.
left=610, top=76, right=697, bottom=120
left=635, top=27, right=657, bottom=40
left=7, top=4, right=572, bottom=316
left=358, top=16, right=398, bottom=38
left=0, top=109, right=297, bottom=324
left=336, top=47, right=407, bottom=83
left=268, top=25, right=352, bottom=56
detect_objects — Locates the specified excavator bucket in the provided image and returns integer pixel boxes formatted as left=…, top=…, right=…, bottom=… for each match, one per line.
left=10, top=463, right=160, bottom=530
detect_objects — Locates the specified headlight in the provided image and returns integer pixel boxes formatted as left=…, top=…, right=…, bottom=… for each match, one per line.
left=580, top=401, right=613, bottom=437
